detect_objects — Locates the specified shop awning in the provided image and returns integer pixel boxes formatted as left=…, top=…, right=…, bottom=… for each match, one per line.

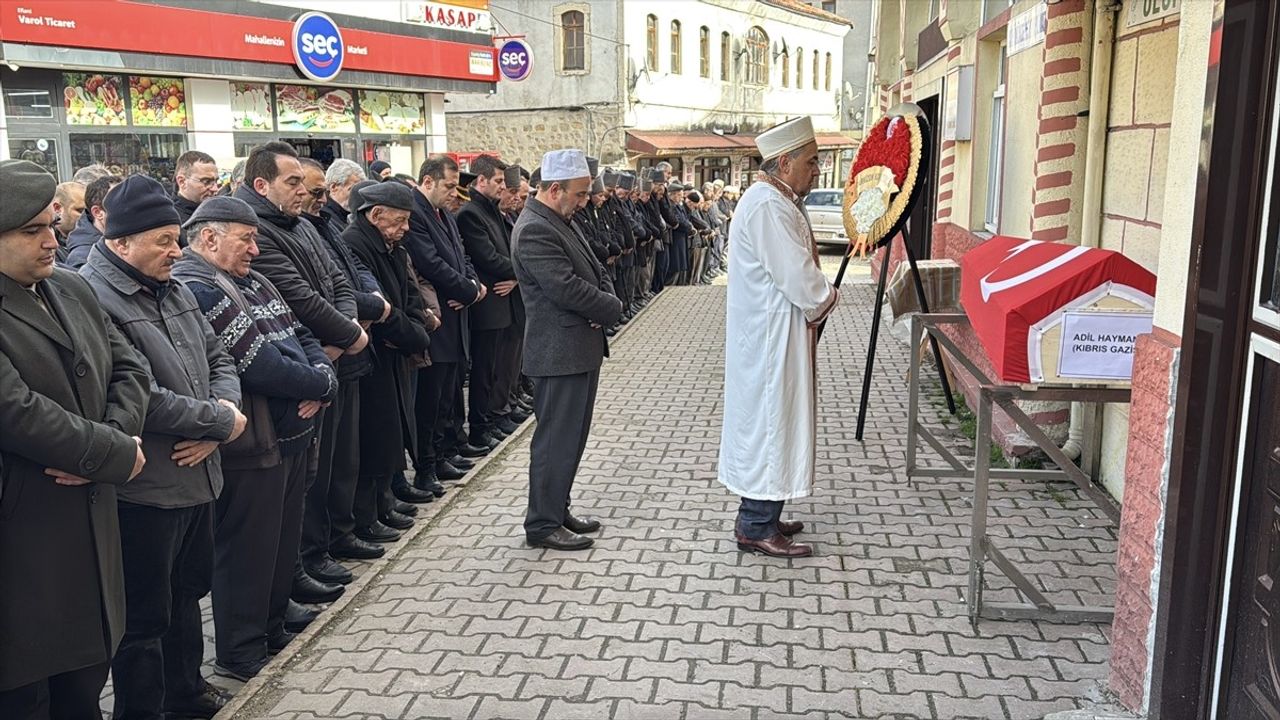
left=626, top=130, right=857, bottom=156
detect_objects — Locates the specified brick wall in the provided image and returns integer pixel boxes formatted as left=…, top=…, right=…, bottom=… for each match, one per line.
left=1109, top=327, right=1180, bottom=712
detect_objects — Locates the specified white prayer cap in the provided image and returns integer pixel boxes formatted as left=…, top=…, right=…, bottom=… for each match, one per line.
left=755, top=116, right=816, bottom=160
left=539, top=149, right=591, bottom=182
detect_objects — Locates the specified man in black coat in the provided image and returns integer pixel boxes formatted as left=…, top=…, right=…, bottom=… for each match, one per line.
left=342, top=181, right=431, bottom=544
left=457, top=155, right=521, bottom=445
left=512, top=150, right=621, bottom=552
left=172, top=150, right=218, bottom=246
left=406, top=156, right=488, bottom=495
left=235, top=142, right=367, bottom=603
left=0, top=160, right=149, bottom=718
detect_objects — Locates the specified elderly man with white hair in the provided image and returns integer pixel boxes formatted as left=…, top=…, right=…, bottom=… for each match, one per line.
left=320, top=159, right=367, bottom=238
left=718, top=117, right=839, bottom=559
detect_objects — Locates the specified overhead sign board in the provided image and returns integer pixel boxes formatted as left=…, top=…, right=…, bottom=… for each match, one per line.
left=1127, top=0, right=1180, bottom=28
left=406, top=1, right=492, bottom=34
left=497, top=38, right=533, bottom=82
left=291, top=12, right=344, bottom=82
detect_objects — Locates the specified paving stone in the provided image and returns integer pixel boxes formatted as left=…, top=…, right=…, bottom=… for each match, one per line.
left=332, top=690, right=412, bottom=718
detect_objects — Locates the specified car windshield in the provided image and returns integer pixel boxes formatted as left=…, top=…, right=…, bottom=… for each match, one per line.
left=804, top=191, right=842, bottom=207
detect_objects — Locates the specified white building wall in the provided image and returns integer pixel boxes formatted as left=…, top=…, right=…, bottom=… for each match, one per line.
left=623, top=0, right=848, bottom=133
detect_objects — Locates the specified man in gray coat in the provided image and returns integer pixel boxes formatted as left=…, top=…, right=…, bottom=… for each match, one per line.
left=81, top=175, right=247, bottom=720
left=512, top=149, right=622, bottom=551
left=0, top=160, right=149, bottom=718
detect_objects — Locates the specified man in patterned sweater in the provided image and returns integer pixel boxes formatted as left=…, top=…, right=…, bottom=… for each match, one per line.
left=171, top=196, right=338, bottom=682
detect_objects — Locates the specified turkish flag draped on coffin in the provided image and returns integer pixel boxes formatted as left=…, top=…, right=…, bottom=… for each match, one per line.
left=960, top=236, right=1157, bottom=384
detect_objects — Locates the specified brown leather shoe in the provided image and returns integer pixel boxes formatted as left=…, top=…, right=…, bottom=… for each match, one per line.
left=777, top=520, right=804, bottom=536
left=736, top=532, right=813, bottom=558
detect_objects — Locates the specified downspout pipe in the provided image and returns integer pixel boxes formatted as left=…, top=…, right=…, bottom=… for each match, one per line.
left=1062, top=0, right=1119, bottom=462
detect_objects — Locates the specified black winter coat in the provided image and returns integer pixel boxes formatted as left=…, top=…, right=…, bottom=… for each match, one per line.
left=456, top=193, right=515, bottom=331
left=405, top=190, right=479, bottom=363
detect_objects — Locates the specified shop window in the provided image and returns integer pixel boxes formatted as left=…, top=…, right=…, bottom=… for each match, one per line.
left=782, top=51, right=790, bottom=88
left=670, top=21, right=682, bottom=74
left=358, top=90, right=426, bottom=135
left=275, top=85, right=355, bottom=134
left=71, top=132, right=186, bottom=186
left=63, top=73, right=126, bottom=126
left=128, top=76, right=187, bottom=127
left=825, top=53, right=833, bottom=91
left=720, top=32, right=731, bottom=81
left=699, top=26, right=711, bottom=78
left=561, top=10, right=585, bottom=72
left=985, top=45, right=1008, bottom=233
left=646, top=15, right=658, bottom=71
left=9, top=138, right=60, bottom=180
left=745, top=27, right=768, bottom=86
left=231, top=83, right=273, bottom=131
left=4, top=87, right=54, bottom=119
left=795, top=46, right=803, bottom=88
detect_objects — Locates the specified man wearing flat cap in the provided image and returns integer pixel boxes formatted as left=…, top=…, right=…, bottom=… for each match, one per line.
left=342, top=181, right=431, bottom=546
left=81, top=175, right=248, bottom=719
left=718, top=116, right=839, bottom=559
left=172, top=195, right=338, bottom=681
left=0, top=160, right=150, bottom=718
left=512, top=149, right=622, bottom=551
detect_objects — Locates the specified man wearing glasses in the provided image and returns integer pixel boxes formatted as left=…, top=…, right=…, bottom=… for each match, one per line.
left=173, top=151, right=220, bottom=247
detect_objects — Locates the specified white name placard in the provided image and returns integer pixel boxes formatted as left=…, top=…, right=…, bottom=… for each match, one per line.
left=1057, top=310, right=1154, bottom=380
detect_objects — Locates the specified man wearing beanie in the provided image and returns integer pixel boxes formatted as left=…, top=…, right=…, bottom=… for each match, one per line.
left=0, top=160, right=150, bottom=718
left=234, top=141, right=368, bottom=608
left=80, top=175, right=247, bottom=719
left=341, top=180, right=431, bottom=546
left=171, top=195, right=338, bottom=681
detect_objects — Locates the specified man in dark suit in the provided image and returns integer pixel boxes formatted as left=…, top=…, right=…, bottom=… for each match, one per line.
left=406, top=157, right=488, bottom=497
left=456, top=155, right=519, bottom=445
left=512, top=149, right=622, bottom=552
left=0, top=160, right=150, bottom=719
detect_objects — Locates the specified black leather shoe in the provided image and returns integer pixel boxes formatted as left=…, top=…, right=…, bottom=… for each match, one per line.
left=508, top=409, right=531, bottom=424
left=526, top=527, right=593, bottom=551
left=495, top=417, right=521, bottom=434
left=164, top=682, right=229, bottom=718
left=435, top=461, right=466, bottom=481
left=458, top=443, right=490, bottom=458
left=331, top=535, right=385, bottom=560
left=447, top=454, right=475, bottom=469
left=394, top=499, right=419, bottom=516
left=354, top=521, right=401, bottom=544
left=291, top=569, right=344, bottom=604
left=304, top=556, right=353, bottom=585
left=392, top=479, right=434, bottom=504
left=213, top=657, right=267, bottom=683
left=284, top=599, right=319, bottom=633
left=380, top=510, right=414, bottom=531
left=479, top=431, right=503, bottom=448
left=605, top=327, right=618, bottom=337
left=267, top=629, right=295, bottom=655
left=563, top=513, right=601, bottom=534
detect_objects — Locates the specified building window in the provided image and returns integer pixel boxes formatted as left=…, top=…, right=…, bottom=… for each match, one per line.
left=699, top=26, right=710, bottom=78
left=670, top=21, right=682, bottom=74
left=812, top=50, right=819, bottom=90
left=985, top=46, right=1008, bottom=233
left=825, top=52, right=832, bottom=91
left=982, top=0, right=1014, bottom=23
left=781, top=50, right=790, bottom=88
left=646, top=15, right=658, bottom=71
left=795, top=46, right=803, bottom=87
left=745, top=27, right=769, bottom=85
left=720, top=31, right=731, bottom=81
left=822, top=0, right=836, bottom=12
left=560, top=10, right=585, bottom=71
left=929, top=0, right=941, bottom=21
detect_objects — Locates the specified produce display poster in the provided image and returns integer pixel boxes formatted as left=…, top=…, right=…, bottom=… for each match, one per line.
left=358, top=90, right=426, bottom=135
left=231, top=83, right=273, bottom=131
left=129, top=76, right=187, bottom=127
left=275, top=85, right=355, bottom=133
left=63, top=73, right=127, bottom=126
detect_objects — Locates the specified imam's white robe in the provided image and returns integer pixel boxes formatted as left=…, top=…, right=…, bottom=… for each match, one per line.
left=718, top=179, right=839, bottom=501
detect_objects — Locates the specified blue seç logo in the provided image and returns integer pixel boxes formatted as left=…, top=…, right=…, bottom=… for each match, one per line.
left=291, top=11, right=345, bottom=82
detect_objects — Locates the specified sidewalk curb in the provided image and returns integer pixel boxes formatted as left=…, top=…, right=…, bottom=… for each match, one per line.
left=216, top=288, right=667, bottom=719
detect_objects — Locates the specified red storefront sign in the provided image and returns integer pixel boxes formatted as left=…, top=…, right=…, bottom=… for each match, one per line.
left=0, top=0, right=498, bottom=83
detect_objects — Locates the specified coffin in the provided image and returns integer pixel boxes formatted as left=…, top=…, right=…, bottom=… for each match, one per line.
left=960, top=236, right=1157, bottom=385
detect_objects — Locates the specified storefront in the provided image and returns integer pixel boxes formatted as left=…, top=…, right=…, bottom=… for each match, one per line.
left=626, top=129, right=856, bottom=190
left=0, top=0, right=498, bottom=180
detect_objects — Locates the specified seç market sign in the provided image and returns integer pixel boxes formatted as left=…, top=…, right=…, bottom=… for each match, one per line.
left=497, top=38, right=533, bottom=82
left=406, top=1, right=492, bottom=34
left=291, top=12, right=344, bottom=82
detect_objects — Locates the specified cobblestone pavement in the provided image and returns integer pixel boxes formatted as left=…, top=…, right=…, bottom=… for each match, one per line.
left=107, top=279, right=1123, bottom=720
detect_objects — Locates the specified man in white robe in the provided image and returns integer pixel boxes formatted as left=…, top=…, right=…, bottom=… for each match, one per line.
left=718, top=117, right=839, bottom=558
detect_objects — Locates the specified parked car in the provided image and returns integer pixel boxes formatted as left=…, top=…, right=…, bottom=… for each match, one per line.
left=803, top=188, right=847, bottom=247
